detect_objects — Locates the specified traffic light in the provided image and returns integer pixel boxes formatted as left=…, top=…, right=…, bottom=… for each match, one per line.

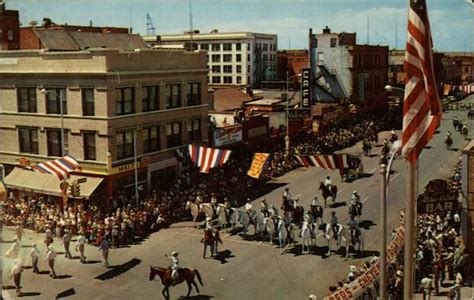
left=69, top=182, right=81, bottom=197
left=69, top=184, right=76, bottom=197
left=74, top=183, right=81, bottom=197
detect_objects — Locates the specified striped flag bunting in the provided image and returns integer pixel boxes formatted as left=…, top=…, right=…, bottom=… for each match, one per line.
left=31, top=155, right=80, bottom=180
left=402, top=0, right=441, bottom=163
left=295, top=154, right=348, bottom=170
left=188, top=145, right=232, bottom=173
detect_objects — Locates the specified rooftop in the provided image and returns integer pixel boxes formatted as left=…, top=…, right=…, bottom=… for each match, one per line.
left=143, top=30, right=277, bottom=43
left=213, top=88, right=253, bottom=112
left=29, top=28, right=148, bottom=51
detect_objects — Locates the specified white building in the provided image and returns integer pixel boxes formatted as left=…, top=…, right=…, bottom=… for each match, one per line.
left=143, top=30, right=278, bottom=88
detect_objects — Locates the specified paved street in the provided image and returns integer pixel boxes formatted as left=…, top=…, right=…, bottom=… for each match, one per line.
left=1, top=96, right=473, bottom=300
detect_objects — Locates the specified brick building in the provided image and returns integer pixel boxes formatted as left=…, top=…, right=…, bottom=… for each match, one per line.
left=0, top=2, right=20, bottom=50
left=312, top=26, right=389, bottom=110
left=277, top=49, right=309, bottom=84
left=0, top=47, right=208, bottom=201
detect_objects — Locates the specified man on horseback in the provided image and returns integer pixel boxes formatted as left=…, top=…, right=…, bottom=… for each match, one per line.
left=324, top=176, right=332, bottom=189
left=349, top=191, right=362, bottom=221
left=390, top=129, right=398, bottom=143
left=445, top=132, right=453, bottom=150
left=165, top=251, right=180, bottom=283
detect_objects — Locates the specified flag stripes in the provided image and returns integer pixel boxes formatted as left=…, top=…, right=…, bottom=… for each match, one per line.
left=295, top=154, right=348, bottom=170
left=402, top=0, right=441, bottom=163
left=31, top=155, right=79, bottom=180
left=188, top=145, right=232, bottom=173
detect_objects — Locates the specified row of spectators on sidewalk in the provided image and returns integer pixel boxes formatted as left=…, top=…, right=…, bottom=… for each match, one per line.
left=325, top=160, right=469, bottom=300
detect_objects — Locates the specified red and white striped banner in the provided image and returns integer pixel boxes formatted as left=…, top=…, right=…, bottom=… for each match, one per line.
left=295, top=154, right=348, bottom=170
left=188, top=145, right=232, bottom=173
left=31, top=155, right=79, bottom=180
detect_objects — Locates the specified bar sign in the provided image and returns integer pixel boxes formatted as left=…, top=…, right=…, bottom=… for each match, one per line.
left=301, top=68, right=312, bottom=108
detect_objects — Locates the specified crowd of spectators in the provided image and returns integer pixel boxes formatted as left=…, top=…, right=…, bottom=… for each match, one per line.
left=1, top=110, right=401, bottom=247
left=325, top=161, right=469, bottom=300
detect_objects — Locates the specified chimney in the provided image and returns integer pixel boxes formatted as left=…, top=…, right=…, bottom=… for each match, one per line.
left=89, top=20, right=93, bottom=27
left=42, top=18, right=52, bottom=28
left=323, top=26, right=331, bottom=34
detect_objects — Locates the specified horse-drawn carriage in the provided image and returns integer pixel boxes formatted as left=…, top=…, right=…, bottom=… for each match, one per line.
left=342, top=153, right=363, bottom=181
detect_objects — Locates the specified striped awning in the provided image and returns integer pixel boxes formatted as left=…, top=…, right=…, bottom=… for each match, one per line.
left=4, top=168, right=103, bottom=199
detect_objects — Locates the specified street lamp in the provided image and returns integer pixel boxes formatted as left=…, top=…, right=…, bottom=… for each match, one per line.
left=384, top=85, right=404, bottom=93
left=380, top=140, right=402, bottom=299
left=40, top=88, right=65, bottom=156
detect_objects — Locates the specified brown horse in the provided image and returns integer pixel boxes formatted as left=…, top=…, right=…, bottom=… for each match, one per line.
left=149, top=266, right=203, bottom=300
left=202, top=229, right=222, bottom=258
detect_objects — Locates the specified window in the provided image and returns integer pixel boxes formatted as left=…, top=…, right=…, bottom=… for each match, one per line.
left=211, top=44, right=220, bottom=51
left=200, top=44, right=209, bottom=50
left=236, top=54, right=242, bottom=62
left=165, top=84, right=181, bottom=109
left=330, top=38, right=337, bottom=48
left=247, top=65, right=251, bottom=73
left=166, top=123, right=181, bottom=148
left=314, top=38, right=318, bottom=48
left=223, top=76, right=232, bottom=84
left=45, top=88, right=67, bottom=115
left=223, top=43, right=232, bottom=51
left=236, top=43, right=241, bottom=51
left=82, top=88, right=95, bottom=116
left=142, top=86, right=159, bottom=112
left=212, top=76, right=221, bottom=84
left=47, top=129, right=68, bottom=156
left=115, top=87, right=135, bottom=115
left=17, top=87, right=37, bottom=113
left=116, top=131, right=133, bottom=160
left=212, top=65, right=221, bottom=73
left=236, top=76, right=242, bottom=84
left=263, top=44, right=268, bottom=51
left=223, top=65, right=232, bottom=73
left=247, top=43, right=251, bottom=51
left=187, top=83, right=201, bottom=106
left=263, top=54, right=267, bottom=61
left=187, top=119, right=201, bottom=142
left=143, top=126, right=160, bottom=153
left=223, top=54, right=232, bottom=62
left=8, top=30, right=13, bottom=41
left=211, top=54, right=221, bottom=62
left=236, top=65, right=242, bottom=73
left=83, top=132, right=96, bottom=160
left=19, top=127, right=38, bottom=154
left=247, top=54, right=250, bottom=62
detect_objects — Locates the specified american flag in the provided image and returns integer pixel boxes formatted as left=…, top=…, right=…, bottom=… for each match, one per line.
left=402, top=0, right=441, bottom=163
left=31, top=155, right=80, bottom=180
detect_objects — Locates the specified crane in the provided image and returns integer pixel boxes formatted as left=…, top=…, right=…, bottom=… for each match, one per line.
left=146, top=13, right=156, bottom=36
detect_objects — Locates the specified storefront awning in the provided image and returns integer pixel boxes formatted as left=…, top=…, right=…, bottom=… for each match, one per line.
left=4, top=168, right=103, bottom=199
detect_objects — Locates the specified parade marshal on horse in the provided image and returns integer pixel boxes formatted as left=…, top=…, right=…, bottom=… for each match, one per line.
left=319, top=177, right=338, bottom=207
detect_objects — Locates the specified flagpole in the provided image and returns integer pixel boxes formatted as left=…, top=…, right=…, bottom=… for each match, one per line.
left=403, top=159, right=417, bottom=299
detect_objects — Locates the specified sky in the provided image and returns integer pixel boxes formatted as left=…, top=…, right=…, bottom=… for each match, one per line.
left=5, top=0, right=474, bottom=51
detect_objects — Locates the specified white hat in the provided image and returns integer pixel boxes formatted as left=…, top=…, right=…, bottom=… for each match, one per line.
left=171, top=251, right=178, bottom=257
left=48, top=245, right=54, bottom=250
left=350, top=265, right=357, bottom=272
left=353, top=191, right=357, bottom=194
left=206, top=217, right=212, bottom=221
left=396, top=270, right=404, bottom=277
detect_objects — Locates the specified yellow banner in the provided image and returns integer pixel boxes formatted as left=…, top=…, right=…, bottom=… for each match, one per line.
left=247, top=153, right=270, bottom=179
